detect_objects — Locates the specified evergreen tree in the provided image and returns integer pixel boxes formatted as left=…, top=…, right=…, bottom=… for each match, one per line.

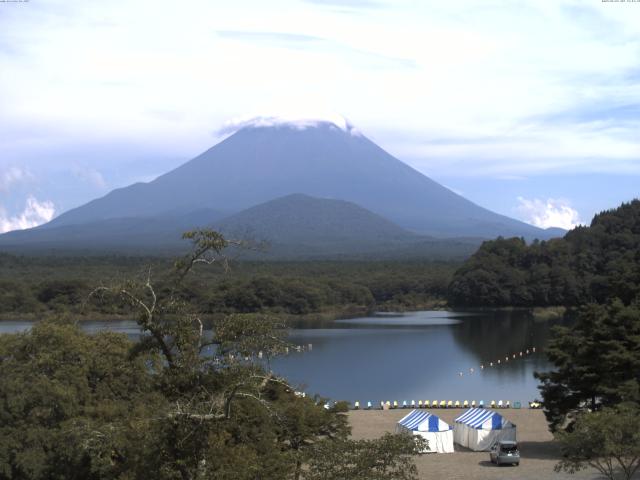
left=535, top=300, right=640, bottom=431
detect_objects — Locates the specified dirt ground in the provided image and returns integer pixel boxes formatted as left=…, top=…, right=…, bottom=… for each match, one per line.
left=348, top=408, right=607, bottom=480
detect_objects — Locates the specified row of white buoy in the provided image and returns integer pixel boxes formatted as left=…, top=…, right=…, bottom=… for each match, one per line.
left=351, top=399, right=543, bottom=410
left=255, top=343, right=313, bottom=359
left=457, top=347, right=537, bottom=377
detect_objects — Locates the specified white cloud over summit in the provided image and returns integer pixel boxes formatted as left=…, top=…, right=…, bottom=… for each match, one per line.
left=516, top=197, right=582, bottom=230
left=217, top=113, right=360, bottom=136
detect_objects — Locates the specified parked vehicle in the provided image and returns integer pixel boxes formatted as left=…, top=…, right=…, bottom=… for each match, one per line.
left=489, top=441, right=520, bottom=466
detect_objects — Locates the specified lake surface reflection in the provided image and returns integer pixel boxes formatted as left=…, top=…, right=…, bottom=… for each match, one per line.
left=1, top=310, right=566, bottom=404
left=273, top=310, right=568, bottom=404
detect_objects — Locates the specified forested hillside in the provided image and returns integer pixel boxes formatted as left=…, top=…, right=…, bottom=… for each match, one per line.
left=448, top=200, right=640, bottom=307
left=0, top=255, right=455, bottom=319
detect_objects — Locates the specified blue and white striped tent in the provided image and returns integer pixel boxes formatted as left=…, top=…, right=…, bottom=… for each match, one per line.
left=396, top=410, right=454, bottom=453
left=453, top=408, right=516, bottom=451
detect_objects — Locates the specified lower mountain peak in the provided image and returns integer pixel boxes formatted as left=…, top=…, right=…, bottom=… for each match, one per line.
left=217, top=193, right=416, bottom=244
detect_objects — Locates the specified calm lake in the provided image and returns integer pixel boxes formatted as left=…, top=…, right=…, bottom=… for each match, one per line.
left=0, top=310, right=565, bottom=404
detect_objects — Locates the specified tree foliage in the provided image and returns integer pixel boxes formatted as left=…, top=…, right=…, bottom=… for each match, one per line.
left=0, top=229, right=421, bottom=480
left=535, top=300, right=640, bottom=432
left=305, top=433, right=425, bottom=480
left=448, top=200, right=640, bottom=307
left=0, top=254, right=455, bottom=319
left=0, top=321, right=165, bottom=480
left=555, top=406, right=640, bottom=480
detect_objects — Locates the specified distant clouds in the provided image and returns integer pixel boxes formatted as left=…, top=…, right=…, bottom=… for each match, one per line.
left=0, top=196, right=55, bottom=233
left=516, top=197, right=582, bottom=230
left=216, top=31, right=323, bottom=45
left=0, top=166, right=55, bottom=232
left=301, top=0, right=383, bottom=9
left=0, top=0, right=639, bottom=224
left=537, top=100, right=640, bottom=130
left=0, top=167, right=32, bottom=192
left=215, top=29, right=417, bottom=69
left=72, top=166, right=108, bottom=190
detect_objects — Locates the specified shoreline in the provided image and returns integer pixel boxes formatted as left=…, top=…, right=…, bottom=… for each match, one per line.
left=0, top=304, right=566, bottom=324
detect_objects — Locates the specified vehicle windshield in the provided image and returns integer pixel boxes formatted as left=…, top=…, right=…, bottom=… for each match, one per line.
left=501, top=444, right=518, bottom=453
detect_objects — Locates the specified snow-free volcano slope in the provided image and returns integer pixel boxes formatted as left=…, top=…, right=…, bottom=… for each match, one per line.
left=18, top=119, right=557, bottom=240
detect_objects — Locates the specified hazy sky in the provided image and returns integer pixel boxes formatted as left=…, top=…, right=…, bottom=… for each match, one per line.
left=1, top=0, right=639, bottom=232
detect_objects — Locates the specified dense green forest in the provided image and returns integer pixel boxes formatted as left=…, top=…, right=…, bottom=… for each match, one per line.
left=0, top=231, right=423, bottom=480
left=503, top=201, right=640, bottom=479
left=448, top=200, right=640, bottom=307
left=0, top=254, right=456, bottom=319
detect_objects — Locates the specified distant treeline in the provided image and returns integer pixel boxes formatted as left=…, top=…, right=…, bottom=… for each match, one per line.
left=448, top=200, right=640, bottom=307
left=0, top=255, right=456, bottom=318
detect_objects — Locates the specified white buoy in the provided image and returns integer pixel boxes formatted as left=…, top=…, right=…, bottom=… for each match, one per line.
left=258, top=351, right=263, bottom=359
left=532, top=347, right=536, bottom=352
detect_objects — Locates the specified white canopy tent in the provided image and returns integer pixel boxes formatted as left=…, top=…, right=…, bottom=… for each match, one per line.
left=395, top=410, right=454, bottom=453
left=453, top=408, right=516, bottom=451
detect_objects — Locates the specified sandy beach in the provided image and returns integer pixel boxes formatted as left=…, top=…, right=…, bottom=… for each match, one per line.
left=348, top=408, right=607, bottom=480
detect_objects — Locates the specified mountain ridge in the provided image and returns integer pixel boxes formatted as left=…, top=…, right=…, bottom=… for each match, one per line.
left=0, top=193, right=481, bottom=259
left=40, top=121, right=559, bottom=240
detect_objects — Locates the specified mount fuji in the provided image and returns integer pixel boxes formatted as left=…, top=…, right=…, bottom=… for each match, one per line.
left=0, top=117, right=561, bottom=256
